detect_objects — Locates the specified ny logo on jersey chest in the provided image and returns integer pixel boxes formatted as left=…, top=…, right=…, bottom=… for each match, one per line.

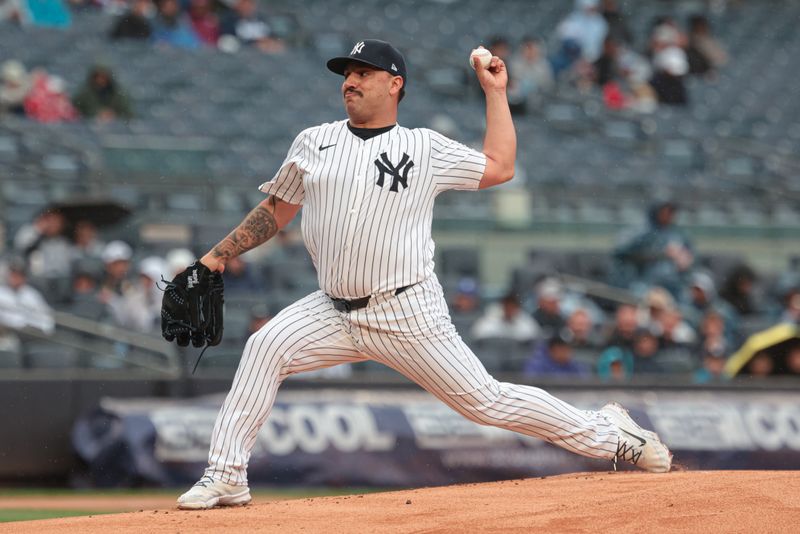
left=374, top=152, right=414, bottom=192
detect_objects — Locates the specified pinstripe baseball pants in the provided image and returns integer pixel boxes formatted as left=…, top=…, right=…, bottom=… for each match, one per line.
left=205, top=275, right=619, bottom=485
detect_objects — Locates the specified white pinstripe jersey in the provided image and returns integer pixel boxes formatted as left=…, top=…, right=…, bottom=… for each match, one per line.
left=259, top=119, right=486, bottom=299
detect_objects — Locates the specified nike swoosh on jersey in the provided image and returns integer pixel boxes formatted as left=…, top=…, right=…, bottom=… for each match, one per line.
left=620, top=428, right=647, bottom=446
left=319, top=144, right=336, bottom=151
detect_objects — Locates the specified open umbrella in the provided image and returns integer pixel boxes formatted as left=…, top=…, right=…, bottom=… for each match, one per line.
left=47, top=197, right=132, bottom=227
left=724, top=323, right=800, bottom=377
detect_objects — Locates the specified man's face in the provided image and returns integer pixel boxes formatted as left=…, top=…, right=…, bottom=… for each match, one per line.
left=616, top=305, right=638, bottom=334
left=656, top=206, right=675, bottom=226
left=8, top=270, right=25, bottom=290
left=341, top=62, right=400, bottom=122
left=568, top=309, right=592, bottom=339
left=550, top=343, right=572, bottom=364
left=501, top=299, right=520, bottom=321
left=106, top=260, right=130, bottom=280
left=522, top=42, right=540, bottom=61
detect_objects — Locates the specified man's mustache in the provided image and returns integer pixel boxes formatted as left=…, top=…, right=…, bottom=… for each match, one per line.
left=344, top=88, right=362, bottom=97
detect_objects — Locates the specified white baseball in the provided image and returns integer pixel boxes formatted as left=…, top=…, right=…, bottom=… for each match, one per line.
left=469, top=46, right=492, bottom=70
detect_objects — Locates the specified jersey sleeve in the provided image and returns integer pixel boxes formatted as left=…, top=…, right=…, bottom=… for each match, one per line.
left=258, top=129, right=309, bottom=205
left=428, top=130, right=487, bottom=193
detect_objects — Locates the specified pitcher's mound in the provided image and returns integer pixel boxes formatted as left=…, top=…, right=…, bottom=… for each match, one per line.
left=8, top=471, right=800, bottom=533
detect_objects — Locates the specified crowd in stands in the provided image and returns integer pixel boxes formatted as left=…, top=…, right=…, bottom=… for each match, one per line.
left=1, top=0, right=729, bottom=125
left=454, top=200, right=800, bottom=383
left=0, top=59, right=131, bottom=122
left=2, top=1, right=795, bottom=379
left=2, top=200, right=798, bottom=381
left=502, top=0, right=729, bottom=114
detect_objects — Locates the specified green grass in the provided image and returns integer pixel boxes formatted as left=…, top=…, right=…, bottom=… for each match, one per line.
left=0, top=509, right=112, bottom=523
left=0, top=486, right=393, bottom=523
left=0, top=487, right=390, bottom=498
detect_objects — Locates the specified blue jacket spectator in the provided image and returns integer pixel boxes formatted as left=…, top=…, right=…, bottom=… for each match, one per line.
left=524, top=333, right=589, bottom=378
left=17, top=0, right=71, bottom=28
left=612, top=200, right=694, bottom=299
left=152, top=0, right=201, bottom=49
left=597, top=346, right=634, bottom=381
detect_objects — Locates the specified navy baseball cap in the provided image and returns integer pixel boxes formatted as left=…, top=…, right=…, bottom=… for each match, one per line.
left=327, top=39, right=407, bottom=84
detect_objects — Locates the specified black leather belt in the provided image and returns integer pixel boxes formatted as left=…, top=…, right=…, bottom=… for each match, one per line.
left=330, top=285, right=412, bottom=312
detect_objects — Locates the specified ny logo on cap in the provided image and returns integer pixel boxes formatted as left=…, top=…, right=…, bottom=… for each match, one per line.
left=351, top=41, right=365, bottom=55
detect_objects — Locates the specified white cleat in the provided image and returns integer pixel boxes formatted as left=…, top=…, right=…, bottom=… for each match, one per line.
left=601, top=402, right=672, bottom=473
left=177, top=475, right=252, bottom=510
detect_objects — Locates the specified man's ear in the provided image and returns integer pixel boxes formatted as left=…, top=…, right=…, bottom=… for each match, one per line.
left=389, top=75, right=404, bottom=97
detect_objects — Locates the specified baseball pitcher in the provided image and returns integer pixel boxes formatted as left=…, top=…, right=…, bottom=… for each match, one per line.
left=170, top=39, right=671, bottom=510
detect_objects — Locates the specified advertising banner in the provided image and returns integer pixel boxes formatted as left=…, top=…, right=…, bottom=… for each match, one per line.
left=72, top=389, right=800, bottom=487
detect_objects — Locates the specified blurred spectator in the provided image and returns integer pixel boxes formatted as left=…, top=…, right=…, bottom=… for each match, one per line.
left=219, top=0, right=284, bottom=53
left=72, top=65, right=133, bottom=121
left=600, top=0, right=632, bottom=44
left=603, top=303, right=639, bottom=350
left=507, top=36, right=551, bottom=114
left=99, top=240, right=133, bottom=298
left=0, top=60, right=31, bottom=116
left=111, top=256, right=165, bottom=333
left=0, top=0, right=21, bottom=23
left=488, top=36, right=512, bottom=85
left=776, top=258, right=800, bottom=305
left=472, top=293, right=540, bottom=343
left=746, top=350, right=773, bottom=377
left=649, top=16, right=688, bottom=57
left=13, top=209, right=73, bottom=280
left=152, top=0, right=201, bottom=49
left=719, top=264, right=757, bottom=316
left=561, top=307, right=603, bottom=348
left=109, top=0, right=153, bottom=40
left=686, top=14, right=728, bottom=76
left=524, top=332, right=589, bottom=378
left=549, top=38, right=582, bottom=79
left=650, top=46, right=689, bottom=105
left=785, top=346, right=800, bottom=376
left=188, top=0, right=219, bottom=45
left=510, top=36, right=553, bottom=98
left=531, top=278, right=565, bottom=336
left=642, top=286, right=675, bottom=327
left=619, top=48, right=658, bottom=113
left=66, top=264, right=113, bottom=323
left=693, top=351, right=727, bottom=384
left=166, top=247, right=195, bottom=277
left=0, top=257, right=55, bottom=334
left=631, top=327, right=661, bottom=374
left=641, top=287, right=696, bottom=347
left=450, top=277, right=480, bottom=314
left=14, top=0, right=71, bottom=28
left=594, top=37, right=621, bottom=87
left=70, top=220, right=105, bottom=264
left=223, top=255, right=265, bottom=295
left=684, top=272, right=738, bottom=340
left=695, top=310, right=731, bottom=363
left=23, top=70, right=78, bottom=122
left=597, top=346, right=634, bottom=381
left=658, top=307, right=697, bottom=348
left=780, top=287, right=800, bottom=325
left=556, top=0, right=608, bottom=62
left=612, top=201, right=694, bottom=298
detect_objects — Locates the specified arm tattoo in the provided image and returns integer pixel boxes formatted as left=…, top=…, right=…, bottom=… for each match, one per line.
left=211, top=197, right=279, bottom=260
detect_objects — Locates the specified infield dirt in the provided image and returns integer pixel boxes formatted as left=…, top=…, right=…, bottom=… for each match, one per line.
left=3, top=470, right=799, bottom=533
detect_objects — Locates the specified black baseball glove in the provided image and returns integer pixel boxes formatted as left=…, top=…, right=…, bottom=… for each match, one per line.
left=161, top=260, right=224, bottom=350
